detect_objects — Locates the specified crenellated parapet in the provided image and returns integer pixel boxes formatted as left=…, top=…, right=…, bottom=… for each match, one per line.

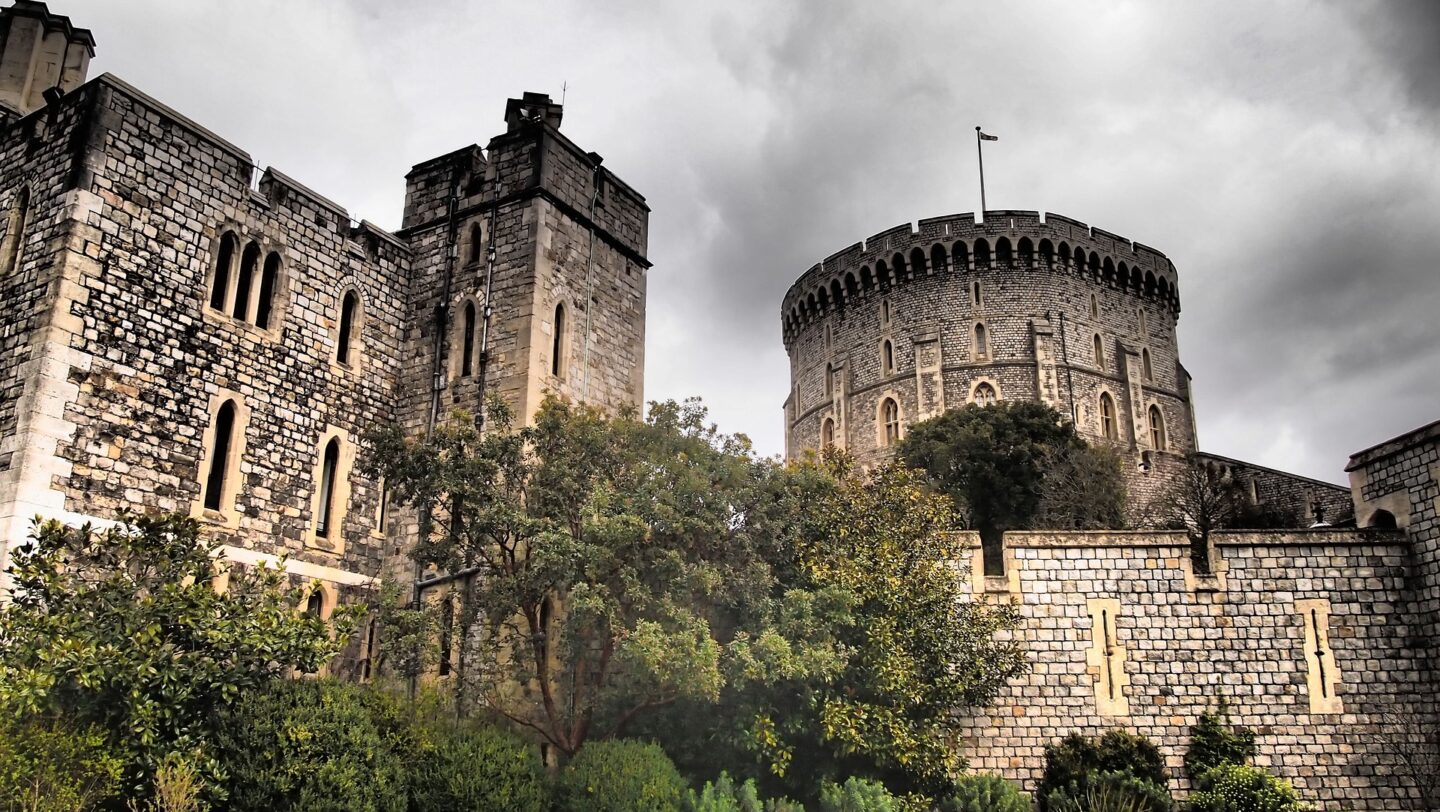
left=781, top=210, right=1179, bottom=348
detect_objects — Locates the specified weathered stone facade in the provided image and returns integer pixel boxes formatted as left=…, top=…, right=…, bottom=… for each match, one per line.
left=780, top=211, right=1343, bottom=522
left=958, top=527, right=1430, bottom=808
left=0, top=4, right=649, bottom=602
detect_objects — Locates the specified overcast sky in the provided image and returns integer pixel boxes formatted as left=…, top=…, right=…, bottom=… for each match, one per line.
left=65, top=0, right=1440, bottom=484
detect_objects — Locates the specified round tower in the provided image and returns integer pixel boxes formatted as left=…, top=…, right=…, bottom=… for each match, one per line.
left=781, top=210, right=1193, bottom=502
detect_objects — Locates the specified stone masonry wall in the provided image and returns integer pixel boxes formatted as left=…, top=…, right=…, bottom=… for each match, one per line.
left=959, top=529, right=1427, bottom=809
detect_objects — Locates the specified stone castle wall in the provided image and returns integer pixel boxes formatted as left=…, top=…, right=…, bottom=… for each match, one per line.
left=960, top=528, right=1429, bottom=809
left=781, top=211, right=1193, bottom=509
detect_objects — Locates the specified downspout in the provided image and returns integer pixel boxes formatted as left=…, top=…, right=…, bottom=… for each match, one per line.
left=580, top=160, right=602, bottom=402
left=473, top=164, right=500, bottom=428
left=1058, top=310, right=1076, bottom=423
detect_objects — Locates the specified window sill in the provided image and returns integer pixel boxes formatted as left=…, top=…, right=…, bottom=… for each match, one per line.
left=201, top=305, right=282, bottom=341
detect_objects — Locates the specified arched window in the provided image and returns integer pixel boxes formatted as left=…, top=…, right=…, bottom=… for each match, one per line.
left=202, top=400, right=237, bottom=512
left=881, top=339, right=895, bottom=376
left=232, top=242, right=260, bottom=321
left=825, top=362, right=834, bottom=399
left=1367, top=509, right=1398, bottom=530
left=315, top=437, right=341, bottom=539
left=1142, top=348, right=1153, bottom=381
left=209, top=232, right=237, bottom=311
left=880, top=398, right=901, bottom=447
left=461, top=301, right=477, bottom=377
left=1017, top=237, right=1033, bottom=267
left=910, top=247, right=927, bottom=275
left=336, top=291, right=359, bottom=365
left=821, top=417, right=835, bottom=449
left=255, top=252, right=280, bottom=329
left=1138, top=308, right=1148, bottom=336
left=1089, top=293, right=1099, bottom=319
left=1093, top=333, right=1105, bottom=369
left=995, top=237, right=1012, bottom=266
left=951, top=241, right=969, bottom=270
left=2, top=186, right=29, bottom=277
left=306, top=590, right=324, bottom=616
left=881, top=299, right=891, bottom=324
left=972, top=281, right=983, bottom=308
left=974, top=382, right=997, bottom=406
left=974, top=238, right=991, bottom=267
left=930, top=244, right=947, bottom=274
left=1099, top=393, right=1117, bottom=441
left=1039, top=239, right=1054, bottom=266
left=1148, top=405, right=1166, bottom=450
left=468, top=222, right=483, bottom=265
left=552, top=303, right=566, bottom=379
left=974, top=322, right=988, bottom=358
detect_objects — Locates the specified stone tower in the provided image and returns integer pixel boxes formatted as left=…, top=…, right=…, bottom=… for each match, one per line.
left=0, top=0, right=91, bottom=118
left=399, top=92, right=650, bottom=433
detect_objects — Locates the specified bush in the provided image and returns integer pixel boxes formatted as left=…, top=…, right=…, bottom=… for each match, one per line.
left=0, top=717, right=123, bottom=812
left=1044, top=771, right=1172, bottom=812
left=213, top=679, right=407, bottom=812
left=1039, top=730, right=1168, bottom=810
left=1185, top=708, right=1257, bottom=780
left=556, top=739, right=686, bottom=812
left=1187, top=765, right=1313, bottom=812
left=409, top=722, right=548, bottom=812
left=938, top=773, right=1029, bottom=812
left=817, top=777, right=897, bottom=812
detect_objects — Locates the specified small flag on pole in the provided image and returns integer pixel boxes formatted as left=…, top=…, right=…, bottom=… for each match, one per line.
left=979, top=131, right=998, bottom=141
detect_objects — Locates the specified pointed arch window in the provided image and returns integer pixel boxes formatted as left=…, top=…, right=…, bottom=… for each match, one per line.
left=316, top=437, right=341, bottom=539
left=824, top=363, right=834, bottom=399
left=552, top=303, right=567, bottom=379
left=821, top=417, right=836, bottom=449
left=974, top=382, right=997, bottom=406
left=1138, top=308, right=1148, bottom=337
left=461, top=301, right=477, bottom=377
left=1148, top=405, right=1166, bottom=450
left=972, top=281, right=983, bottom=308
left=881, top=299, right=892, bottom=325
left=2, top=186, right=29, bottom=277
left=306, top=591, right=325, bottom=616
left=209, top=232, right=238, bottom=311
left=232, top=242, right=260, bottom=321
left=880, top=398, right=901, bottom=447
left=1093, top=334, right=1105, bottom=369
left=255, top=252, right=280, bottom=329
left=336, top=291, right=360, bottom=366
left=468, top=222, right=483, bottom=265
left=203, top=400, right=238, bottom=512
left=881, top=339, right=894, bottom=376
left=974, top=322, right=989, bottom=359
left=1142, top=348, right=1153, bottom=382
left=1089, top=293, right=1099, bottom=319
left=1099, top=393, right=1118, bottom=441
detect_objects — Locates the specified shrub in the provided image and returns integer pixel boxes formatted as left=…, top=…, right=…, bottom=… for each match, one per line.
left=1185, top=707, right=1257, bottom=780
left=408, top=722, right=548, bottom=812
left=1044, top=771, right=1172, bottom=812
left=1039, top=730, right=1168, bottom=810
left=0, top=717, right=123, bottom=812
left=938, top=773, right=1029, bottom=812
left=556, top=739, right=686, bottom=812
left=683, top=772, right=805, bottom=812
left=817, top=777, right=897, bottom=812
left=213, top=679, right=407, bottom=812
left=1187, top=764, right=1313, bottom=812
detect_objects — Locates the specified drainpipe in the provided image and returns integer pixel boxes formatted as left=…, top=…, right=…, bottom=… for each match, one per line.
left=1058, top=310, right=1076, bottom=423
left=580, top=159, right=602, bottom=402
left=473, top=164, right=501, bottom=428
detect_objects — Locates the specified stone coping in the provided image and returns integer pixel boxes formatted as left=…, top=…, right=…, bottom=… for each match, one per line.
left=947, top=528, right=1408, bottom=550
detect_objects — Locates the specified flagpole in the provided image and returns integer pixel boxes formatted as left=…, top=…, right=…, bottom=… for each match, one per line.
left=975, top=126, right=987, bottom=219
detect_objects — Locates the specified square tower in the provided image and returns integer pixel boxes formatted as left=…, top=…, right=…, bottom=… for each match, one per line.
left=399, top=92, right=650, bottom=431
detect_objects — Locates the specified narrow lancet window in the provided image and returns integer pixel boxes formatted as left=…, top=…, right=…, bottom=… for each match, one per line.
left=209, top=232, right=237, bottom=311
left=552, top=303, right=566, bottom=378
left=233, top=242, right=260, bottom=322
left=462, top=302, right=477, bottom=377
left=203, top=400, right=237, bottom=511
left=255, top=252, right=280, bottom=329
left=316, top=438, right=340, bottom=539
left=337, top=292, right=358, bottom=365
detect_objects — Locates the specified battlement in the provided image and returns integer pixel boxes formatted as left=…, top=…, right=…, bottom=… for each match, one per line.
left=782, top=209, right=1180, bottom=347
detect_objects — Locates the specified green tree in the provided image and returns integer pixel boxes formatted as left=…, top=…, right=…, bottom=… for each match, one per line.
left=0, top=513, right=357, bottom=801
left=898, top=402, right=1124, bottom=574
left=366, top=397, right=791, bottom=756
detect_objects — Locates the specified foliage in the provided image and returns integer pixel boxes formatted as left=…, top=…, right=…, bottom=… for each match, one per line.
left=1187, top=765, right=1313, bottom=812
left=1185, top=706, right=1257, bottom=780
left=0, top=513, right=357, bottom=800
left=213, top=679, right=407, bottom=812
left=555, top=739, right=687, bottom=812
left=0, top=716, right=123, bottom=812
left=817, top=777, right=898, bottom=812
left=366, top=398, right=790, bottom=755
left=1043, top=771, right=1172, bottom=812
left=1039, top=731, right=1168, bottom=812
left=937, top=773, right=1029, bottom=812
left=683, top=772, right=803, bottom=812
left=898, top=402, right=1125, bottom=572
left=138, top=753, right=206, bottom=812
left=369, top=580, right=438, bottom=684
left=408, top=720, right=549, bottom=812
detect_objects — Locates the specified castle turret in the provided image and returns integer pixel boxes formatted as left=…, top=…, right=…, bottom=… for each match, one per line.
left=0, top=1, right=93, bottom=118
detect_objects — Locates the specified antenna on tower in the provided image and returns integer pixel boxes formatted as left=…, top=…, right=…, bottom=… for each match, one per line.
left=561, top=81, right=568, bottom=106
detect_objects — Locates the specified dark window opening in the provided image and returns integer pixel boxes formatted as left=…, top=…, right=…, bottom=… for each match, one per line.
left=232, top=242, right=260, bottom=321
left=461, top=302, right=477, bottom=377
left=203, top=400, right=236, bottom=511
left=337, top=292, right=358, bottom=365
left=316, top=437, right=340, bottom=538
left=209, top=232, right=237, bottom=311
left=551, top=303, right=566, bottom=378
left=255, top=252, right=280, bottom=329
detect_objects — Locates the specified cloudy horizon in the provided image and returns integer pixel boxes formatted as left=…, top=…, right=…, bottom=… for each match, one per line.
left=63, top=0, right=1440, bottom=485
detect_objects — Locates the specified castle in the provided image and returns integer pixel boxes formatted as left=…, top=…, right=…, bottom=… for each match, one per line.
left=0, top=3, right=1437, bottom=808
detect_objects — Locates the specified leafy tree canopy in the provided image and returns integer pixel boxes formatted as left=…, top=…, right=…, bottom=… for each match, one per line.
left=0, top=513, right=357, bottom=801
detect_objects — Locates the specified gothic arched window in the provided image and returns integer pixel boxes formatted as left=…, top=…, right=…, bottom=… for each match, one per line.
left=974, top=322, right=988, bottom=358
left=880, top=397, right=901, bottom=447
left=1148, top=405, right=1166, bottom=450
left=552, top=303, right=567, bottom=379
left=202, top=399, right=238, bottom=512
left=821, top=417, right=835, bottom=449
left=461, top=301, right=477, bottom=377
left=1100, top=393, right=1118, bottom=441
left=1093, top=333, right=1105, bottom=370
left=315, top=437, right=341, bottom=539
left=336, top=291, right=360, bottom=365
left=974, top=382, right=997, bottom=406
left=882, top=339, right=894, bottom=376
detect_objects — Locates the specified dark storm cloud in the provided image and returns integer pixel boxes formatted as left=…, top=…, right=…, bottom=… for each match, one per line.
left=61, top=0, right=1440, bottom=481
